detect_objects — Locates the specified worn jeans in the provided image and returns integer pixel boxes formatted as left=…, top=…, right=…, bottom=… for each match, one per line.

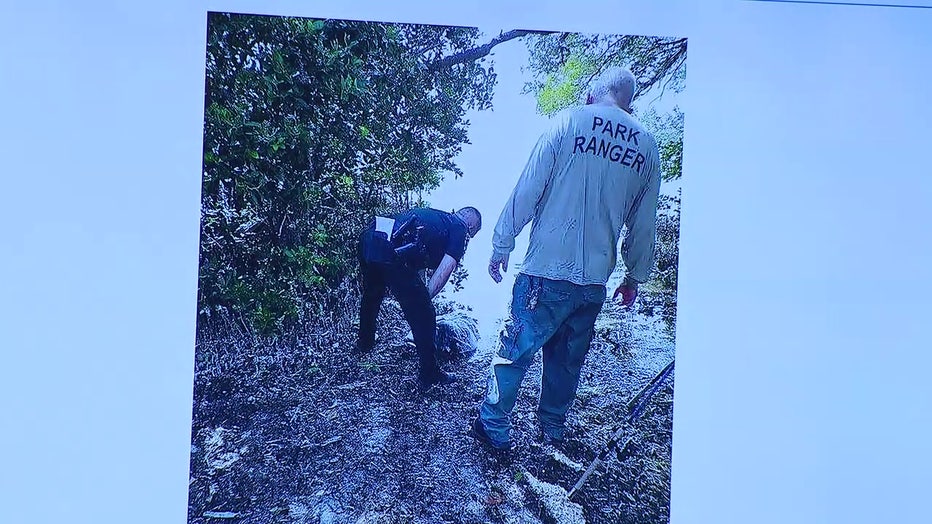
left=479, top=273, right=606, bottom=445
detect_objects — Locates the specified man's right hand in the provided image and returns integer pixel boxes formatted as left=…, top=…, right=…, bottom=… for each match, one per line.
left=489, top=251, right=510, bottom=284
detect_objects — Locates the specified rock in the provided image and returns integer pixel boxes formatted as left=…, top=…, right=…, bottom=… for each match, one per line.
left=522, top=470, right=586, bottom=524
left=435, top=310, right=480, bottom=360
left=310, top=497, right=343, bottom=524
left=404, top=308, right=479, bottom=361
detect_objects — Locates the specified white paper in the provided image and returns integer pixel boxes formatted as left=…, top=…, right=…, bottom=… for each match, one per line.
left=375, top=216, right=395, bottom=240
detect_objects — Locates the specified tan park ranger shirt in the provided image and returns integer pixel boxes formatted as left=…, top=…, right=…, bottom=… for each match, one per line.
left=492, top=104, right=662, bottom=286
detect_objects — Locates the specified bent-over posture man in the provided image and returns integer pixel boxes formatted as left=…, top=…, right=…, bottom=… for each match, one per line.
left=357, top=206, right=481, bottom=391
left=471, top=67, right=662, bottom=450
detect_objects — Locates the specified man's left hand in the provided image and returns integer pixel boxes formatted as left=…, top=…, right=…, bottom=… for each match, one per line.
left=612, top=279, right=638, bottom=307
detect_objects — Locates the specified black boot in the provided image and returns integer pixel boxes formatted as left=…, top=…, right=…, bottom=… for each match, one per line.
left=355, top=339, right=374, bottom=354
left=418, top=368, right=457, bottom=391
left=470, top=416, right=513, bottom=451
left=355, top=331, right=379, bottom=354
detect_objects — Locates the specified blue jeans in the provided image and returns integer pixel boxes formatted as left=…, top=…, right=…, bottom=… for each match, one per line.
left=479, top=273, right=606, bottom=445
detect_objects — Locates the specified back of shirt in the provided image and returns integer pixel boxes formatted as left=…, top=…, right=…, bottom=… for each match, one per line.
left=392, top=207, right=469, bottom=270
left=492, top=104, right=662, bottom=286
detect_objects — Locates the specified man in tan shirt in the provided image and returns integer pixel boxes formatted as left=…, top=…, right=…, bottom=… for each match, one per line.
left=470, top=66, right=662, bottom=450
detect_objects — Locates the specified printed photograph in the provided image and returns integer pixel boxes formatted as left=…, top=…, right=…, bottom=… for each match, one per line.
left=188, top=11, right=686, bottom=524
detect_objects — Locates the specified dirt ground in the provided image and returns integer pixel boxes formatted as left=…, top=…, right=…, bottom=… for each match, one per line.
left=187, top=285, right=675, bottom=524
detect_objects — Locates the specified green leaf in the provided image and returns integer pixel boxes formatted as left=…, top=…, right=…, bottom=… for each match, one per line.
left=198, top=17, right=498, bottom=333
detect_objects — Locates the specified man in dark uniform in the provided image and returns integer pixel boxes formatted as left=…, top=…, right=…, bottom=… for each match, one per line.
left=357, top=206, right=482, bottom=391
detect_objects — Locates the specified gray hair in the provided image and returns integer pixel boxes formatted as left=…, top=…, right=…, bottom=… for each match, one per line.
left=589, top=66, right=637, bottom=109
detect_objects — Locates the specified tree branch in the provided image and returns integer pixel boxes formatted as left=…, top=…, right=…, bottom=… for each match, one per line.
left=429, top=29, right=557, bottom=71
left=633, top=43, right=686, bottom=101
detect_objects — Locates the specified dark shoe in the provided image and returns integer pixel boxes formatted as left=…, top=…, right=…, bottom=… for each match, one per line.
left=470, top=416, right=513, bottom=451
left=541, top=431, right=565, bottom=449
left=540, top=426, right=572, bottom=448
left=418, top=370, right=458, bottom=391
left=355, top=336, right=374, bottom=353
left=539, top=427, right=585, bottom=455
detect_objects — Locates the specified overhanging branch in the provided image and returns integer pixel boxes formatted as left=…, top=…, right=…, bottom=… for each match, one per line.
left=429, top=29, right=557, bottom=71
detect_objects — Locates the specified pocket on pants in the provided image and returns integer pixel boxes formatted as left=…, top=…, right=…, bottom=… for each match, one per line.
left=540, top=283, right=572, bottom=303
left=497, top=315, right=525, bottom=362
left=361, top=232, right=395, bottom=264
left=512, top=273, right=531, bottom=298
left=486, top=319, right=523, bottom=406
left=530, top=276, right=572, bottom=305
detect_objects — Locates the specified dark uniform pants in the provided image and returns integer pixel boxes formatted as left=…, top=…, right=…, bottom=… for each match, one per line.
left=357, top=230, right=441, bottom=379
